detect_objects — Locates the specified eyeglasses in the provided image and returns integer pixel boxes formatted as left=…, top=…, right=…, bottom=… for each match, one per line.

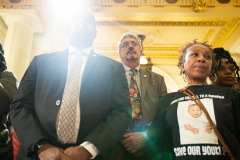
left=120, top=41, right=139, bottom=48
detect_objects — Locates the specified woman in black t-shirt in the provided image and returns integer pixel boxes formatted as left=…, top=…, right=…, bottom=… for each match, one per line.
left=147, top=40, right=240, bottom=160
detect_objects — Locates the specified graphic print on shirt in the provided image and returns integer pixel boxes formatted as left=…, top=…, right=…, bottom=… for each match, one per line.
left=177, top=98, right=218, bottom=145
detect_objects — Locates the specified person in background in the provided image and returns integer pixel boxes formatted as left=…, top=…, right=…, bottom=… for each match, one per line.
left=147, top=40, right=240, bottom=159
left=0, top=42, right=18, bottom=160
left=210, top=47, right=240, bottom=93
left=10, top=8, right=131, bottom=160
left=112, top=32, right=167, bottom=160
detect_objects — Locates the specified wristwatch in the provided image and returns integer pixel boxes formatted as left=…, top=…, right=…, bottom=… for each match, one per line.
left=34, top=139, right=49, bottom=154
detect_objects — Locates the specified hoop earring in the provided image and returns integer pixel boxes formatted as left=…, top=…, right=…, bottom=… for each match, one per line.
left=232, top=77, right=240, bottom=94
left=233, top=77, right=238, bottom=85
left=209, top=73, right=217, bottom=83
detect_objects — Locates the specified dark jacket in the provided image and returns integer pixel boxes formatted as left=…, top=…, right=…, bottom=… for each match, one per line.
left=0, top=71, right=18, bottom=160
left=10, top=49, right=131, bottom=160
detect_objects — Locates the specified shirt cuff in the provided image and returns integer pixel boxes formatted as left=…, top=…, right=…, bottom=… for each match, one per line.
left=80, top=141, right=99, bottom=159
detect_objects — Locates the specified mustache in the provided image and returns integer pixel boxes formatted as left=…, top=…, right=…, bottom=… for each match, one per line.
left=127, top=49, right=136, bottom=55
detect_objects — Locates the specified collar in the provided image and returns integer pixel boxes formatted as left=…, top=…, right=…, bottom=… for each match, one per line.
left=68, top=45, right=92, bottom=55
left=122, top=64, right=140, bottom=74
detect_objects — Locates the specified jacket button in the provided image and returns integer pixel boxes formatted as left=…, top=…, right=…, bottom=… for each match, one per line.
left=56, top=100, right=60, bottom=105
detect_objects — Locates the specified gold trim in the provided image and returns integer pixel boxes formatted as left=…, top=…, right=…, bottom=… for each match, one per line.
left=1, top=0, right=240, bottom=7
left=95, top=16, right=227, bottom=22
left=98, top=52, right=179, bottom=59
left=143, top=47, right=179, bottom=51
left=96, top=21, right=225, bottom=26
left=94, top=46, right=180, bottom=52
left=193, top=0, right=206, bottom=13
left=218, top=19, right=240, bottom=47
left=211, top=18, right=240, bottom=47
left=203, top=29, right=215, bottom=42
left=144, top=53, right=179, bottom=59
left=95, top=17, right=240, bottom=49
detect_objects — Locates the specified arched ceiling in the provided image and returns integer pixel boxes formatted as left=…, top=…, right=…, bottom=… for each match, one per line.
left=90, top=0, right=240, bottom=64
left=0, top=0, right=239, bottom=88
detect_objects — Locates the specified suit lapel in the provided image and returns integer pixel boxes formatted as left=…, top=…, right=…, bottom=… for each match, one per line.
left=140, top=68, right=149, bottom=105
left=57, top=49, right=69, bottom=87
left=81, top=50, right=98, bottom=87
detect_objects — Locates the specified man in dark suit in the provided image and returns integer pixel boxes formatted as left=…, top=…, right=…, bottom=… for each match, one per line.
left=10, top=9, right=131, bottom=160
left=112, top=32, right=167, bottom=160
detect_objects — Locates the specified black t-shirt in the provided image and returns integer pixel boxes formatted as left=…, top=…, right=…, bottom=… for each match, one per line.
left=148, top=85, right=240, bottom=160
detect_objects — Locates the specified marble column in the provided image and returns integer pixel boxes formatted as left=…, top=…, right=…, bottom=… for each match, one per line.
left=0, top=9, right=43, bottom=80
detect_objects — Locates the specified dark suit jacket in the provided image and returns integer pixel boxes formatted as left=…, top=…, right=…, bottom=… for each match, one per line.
left=140, top=68, right=167, bottom=124
left=0, top=71, right=18, bottom=160
left=111, top=68, right=167, bottom=160
left=10, top=49, right=131, bottom=160
left=0, top=71, right=18, bottom=125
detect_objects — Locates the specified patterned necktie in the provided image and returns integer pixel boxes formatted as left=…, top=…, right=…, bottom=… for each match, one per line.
left=129, top=69, right=143, bottom=132
left=57, top=51, right=84, bottom=143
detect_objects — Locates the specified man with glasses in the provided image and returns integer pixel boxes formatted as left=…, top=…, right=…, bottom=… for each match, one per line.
left=112, top=32, right=167, bottom=160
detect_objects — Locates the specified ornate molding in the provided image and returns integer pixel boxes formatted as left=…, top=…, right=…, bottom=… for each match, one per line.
left=97, top=52, right=179, bottom=59
left=203, top=29, right=215, bottom=42
left=94, top=46, right=180, bottom=52
left=143, top=47, right=179, bottom=51
left=95, top=16, right=240, bottom=49
left=144, top=53, right=179, bottom=59
left=96, top=21, right=226, bottom=26
left=211, top=18, right=240, bottom=47
left=0, top=0, right=240, bottom=9
left=91, top=0, right=240, bottom=9
left=193, top=0, right=206, bottom=13
left=94, top=17, right=240, bottom=59
left=218, top=19, right=240, bottom=47
left=94, top=45, right=179, bottom=59
left=95, top=16, right=228, bottom=22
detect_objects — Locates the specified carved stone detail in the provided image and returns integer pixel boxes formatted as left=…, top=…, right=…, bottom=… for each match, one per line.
left=193, top=0, right=206, bottom=13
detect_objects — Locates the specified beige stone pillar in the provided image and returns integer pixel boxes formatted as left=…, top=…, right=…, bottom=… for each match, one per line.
left=0, top=10, right=43, bottom=80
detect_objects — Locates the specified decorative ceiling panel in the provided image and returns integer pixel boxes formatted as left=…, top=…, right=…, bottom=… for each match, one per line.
left=94, top=16, right=240, bottom=59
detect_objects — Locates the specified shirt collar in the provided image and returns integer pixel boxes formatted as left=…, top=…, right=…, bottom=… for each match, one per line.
left=122, top=64, right=140, bottom=74
left=68, top=45, right=92, bottom=55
